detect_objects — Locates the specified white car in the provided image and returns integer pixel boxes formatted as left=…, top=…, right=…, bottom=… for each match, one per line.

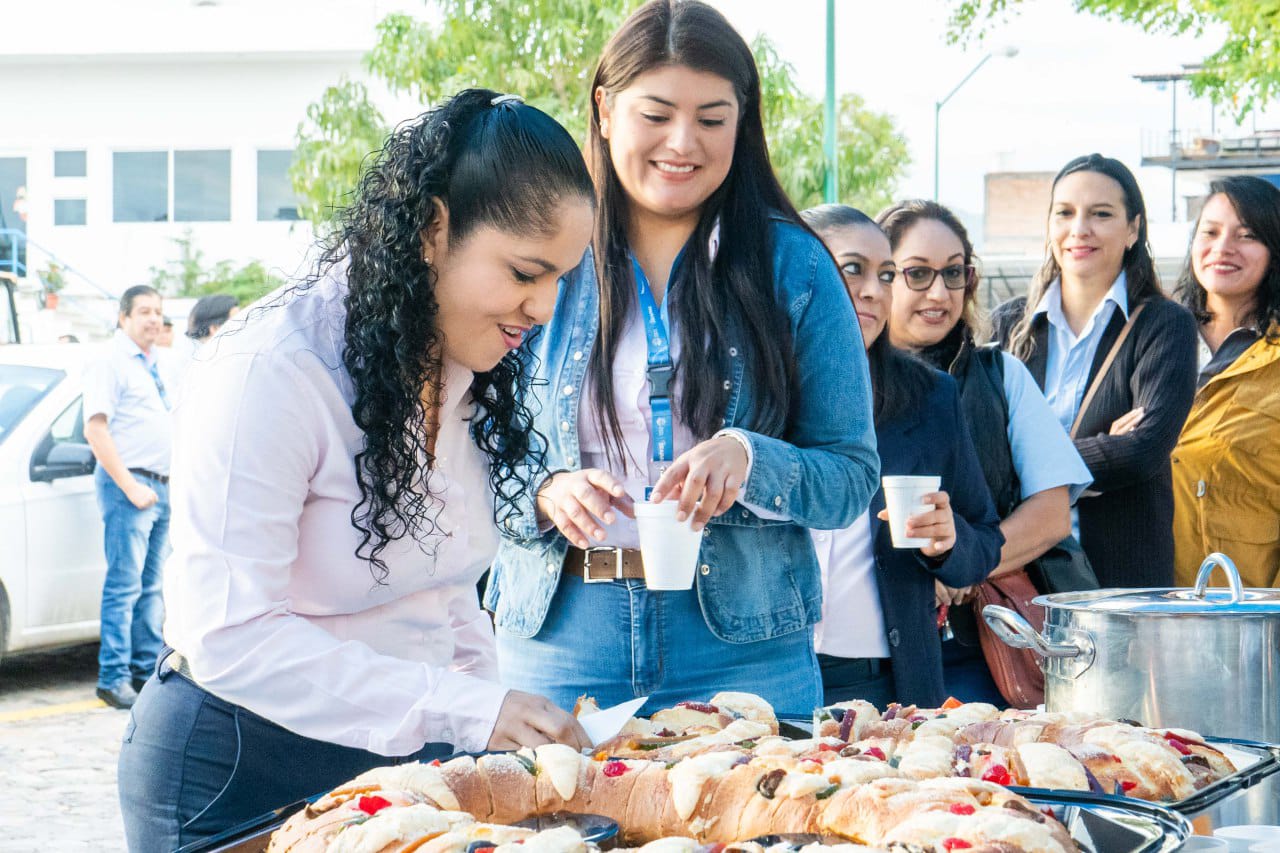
left=0, top=344, right=105, bottom=663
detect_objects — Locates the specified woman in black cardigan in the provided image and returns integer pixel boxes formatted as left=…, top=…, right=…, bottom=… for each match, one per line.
left=995, top=154, right=1197, bottom=588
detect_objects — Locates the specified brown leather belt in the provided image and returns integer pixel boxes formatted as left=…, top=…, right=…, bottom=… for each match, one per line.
left=565, top=546, right=646, bottom=582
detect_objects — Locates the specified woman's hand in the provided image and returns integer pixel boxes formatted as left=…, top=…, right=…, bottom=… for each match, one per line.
left=536, top=469, right=634, bottom=549
left=935, top=580, right=973, bottom=607
left=1108, top=406, right=1145, bottom=436
left=649, top=434, right=750, bottom=531
left=487, top=691, right=593, bottom=751
left=878, top=490, right=957, bottom=559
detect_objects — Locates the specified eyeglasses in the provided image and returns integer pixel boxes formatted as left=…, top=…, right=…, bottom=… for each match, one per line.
left=898, top=264, right=975, bottom=291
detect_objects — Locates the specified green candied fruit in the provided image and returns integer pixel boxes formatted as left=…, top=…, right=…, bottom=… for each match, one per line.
left=814, top=784, right=840, bottom=800
left=513, top=754, right=539, bottom=775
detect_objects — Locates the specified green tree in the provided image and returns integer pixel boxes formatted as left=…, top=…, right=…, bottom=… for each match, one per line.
left=754, top=38, right=910, bottom=212
left=292, top=0, right=910, bottom=229
left=948, top=0, right=1280, bottom=114
left=149, top=231, right=284, bottom=306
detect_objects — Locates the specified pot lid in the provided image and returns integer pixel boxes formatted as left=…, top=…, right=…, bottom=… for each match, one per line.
left=1040, top=553, right=1280, bottom=615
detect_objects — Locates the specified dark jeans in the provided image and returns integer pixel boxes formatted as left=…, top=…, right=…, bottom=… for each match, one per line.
left=941, top=637, right=1008, bottom=707
left=817, top=653, right=896, bottom=708
left=118, top=651, right=453, bottom=852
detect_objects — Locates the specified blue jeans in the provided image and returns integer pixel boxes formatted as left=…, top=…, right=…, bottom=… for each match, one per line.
left=495, top=573, right=821, bottom=719
left=95, top=467, right=168, bottom=691
left=119, top=651, right=453, bottom=852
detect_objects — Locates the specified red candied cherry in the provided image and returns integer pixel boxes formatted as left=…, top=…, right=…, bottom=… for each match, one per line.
left=675, top=701, right=720, bottom=714
left=948, top=804, right=976, bottom=816
left=357, top=795, right=392, bottom=815
left=430, top=759, right=442, bottom=767
left=865, top=747, right=887, bottom=761
left=1120, top=780, right=1138, bottom=793
left=942, top=838, right=973, bottom=850
left=981, top=764, right=1013, bottom=786
left=818, top=742, right=841, bottom=752
left=1162, top=734, right=1193, bottom=756
left=603, top=761, right=629, bottom=778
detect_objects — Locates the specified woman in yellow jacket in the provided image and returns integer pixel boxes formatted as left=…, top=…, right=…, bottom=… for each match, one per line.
left=1172, top=175, right=1280, bottom=588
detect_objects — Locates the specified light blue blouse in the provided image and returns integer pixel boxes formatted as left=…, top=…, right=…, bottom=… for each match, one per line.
left=999, top=350, right=1093, bottom=505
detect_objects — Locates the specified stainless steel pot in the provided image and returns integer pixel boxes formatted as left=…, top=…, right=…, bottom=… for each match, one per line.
left=983, top=553, right=1280, bottom=826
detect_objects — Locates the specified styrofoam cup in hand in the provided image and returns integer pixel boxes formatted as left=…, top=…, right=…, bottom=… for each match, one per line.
left=882, top=475, right=941, bottom=549
left=1178, top=838, right=1229, bottom=852
left=633, top=501, right=703, bottom=590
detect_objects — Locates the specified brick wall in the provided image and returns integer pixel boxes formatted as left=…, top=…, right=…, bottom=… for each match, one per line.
left=984, top=171, right=1055, bottom=256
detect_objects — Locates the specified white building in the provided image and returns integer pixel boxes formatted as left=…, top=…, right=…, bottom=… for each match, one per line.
left=0, top=0, right=422, bottom=341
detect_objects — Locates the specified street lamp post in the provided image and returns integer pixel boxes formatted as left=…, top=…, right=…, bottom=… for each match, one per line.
left=823, top=0, right=837, bottom=204
left=933, top=46, right=1018, bottom=201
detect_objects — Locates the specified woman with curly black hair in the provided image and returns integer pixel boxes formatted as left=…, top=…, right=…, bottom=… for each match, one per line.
left=118, top=89, right=596, bottom=851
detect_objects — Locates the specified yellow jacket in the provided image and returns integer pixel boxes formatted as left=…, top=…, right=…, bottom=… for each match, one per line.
left=1172, top=335, right=1280, bottom=588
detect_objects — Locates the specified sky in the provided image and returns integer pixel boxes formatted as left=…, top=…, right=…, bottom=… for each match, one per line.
left=6, top=0, right=1279, bottom=253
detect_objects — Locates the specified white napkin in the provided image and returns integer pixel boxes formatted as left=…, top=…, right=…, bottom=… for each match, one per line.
left=578, top=696, right=649, bottom=746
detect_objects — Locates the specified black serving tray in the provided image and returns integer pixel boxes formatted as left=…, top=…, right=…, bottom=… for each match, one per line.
left=1024, top=790, right=1191, bottom=853
left=1009, top=735, right=1280, bottom=818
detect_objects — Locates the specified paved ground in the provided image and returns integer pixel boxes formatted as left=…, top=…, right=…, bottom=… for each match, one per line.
left=0, top=643, right=129, bottom=852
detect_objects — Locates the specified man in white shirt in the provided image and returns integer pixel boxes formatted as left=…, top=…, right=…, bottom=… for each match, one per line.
left=83, top=285, right=174, bottom=710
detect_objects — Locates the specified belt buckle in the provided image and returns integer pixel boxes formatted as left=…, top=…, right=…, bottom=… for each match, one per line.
left=583, top=547, right=625, bottom=583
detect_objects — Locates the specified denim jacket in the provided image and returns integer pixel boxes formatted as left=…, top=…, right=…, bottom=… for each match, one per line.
left=486, top=216, right=879, bottom=643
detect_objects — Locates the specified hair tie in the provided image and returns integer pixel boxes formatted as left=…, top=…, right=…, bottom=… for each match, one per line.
left=491, top=93, right=524, bottom=107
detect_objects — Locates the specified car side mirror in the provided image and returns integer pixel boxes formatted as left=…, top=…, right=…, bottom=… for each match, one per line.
left=30, top=441, right=96, bottom=482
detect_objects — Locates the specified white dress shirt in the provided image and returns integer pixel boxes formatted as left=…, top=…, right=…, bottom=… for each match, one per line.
left=810, top=514, right=890, bottom=658
left=163, top=269, right=508, bottom=757
left=81, top=331, right=175, bottom=473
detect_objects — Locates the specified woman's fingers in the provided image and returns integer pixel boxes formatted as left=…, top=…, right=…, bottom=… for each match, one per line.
left=1109, top=406, right=1145, bottom=435
left=650, top=459, right=690, bottom=505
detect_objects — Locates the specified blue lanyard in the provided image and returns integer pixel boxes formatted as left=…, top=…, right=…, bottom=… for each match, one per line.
left=633, top=257, right=674, bottom=493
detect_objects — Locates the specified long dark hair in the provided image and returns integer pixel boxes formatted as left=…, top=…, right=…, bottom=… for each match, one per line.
left=186, top=293, right=238, bottom=340
left=1175, top=175, right=1280, bottom=342
left=801, top=204, right=933, bottom=425
left=876, top=199, right=986, bottom=342
left=1009, top=153, right=1162, bottom=360
left=293, top=89, right=593, bottom=578
left=586, top=0, right=803, bottom=466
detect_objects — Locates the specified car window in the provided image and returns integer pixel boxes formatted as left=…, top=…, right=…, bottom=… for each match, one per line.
left=49, top=397, right=83, bottom=443
left=0, top=365, right=64, bottom=444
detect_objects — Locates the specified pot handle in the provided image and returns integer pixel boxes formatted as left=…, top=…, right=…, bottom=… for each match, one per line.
left=1191, top=553, right=1245, bottom=604
left=981, top=605, right=1088, bottom=659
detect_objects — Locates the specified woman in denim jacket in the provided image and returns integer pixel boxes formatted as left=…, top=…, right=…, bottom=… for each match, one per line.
left=486, top=0, right=878, bottom=718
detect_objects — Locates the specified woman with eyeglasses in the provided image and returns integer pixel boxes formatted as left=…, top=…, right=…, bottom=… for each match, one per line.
left=878, top=199, right=1091, bottom=706
left=997, top=155, right=1198, bottom=590
left=801, top=204, right=1003, bottom=707
left=1170, top=176, right=1280, bottom=588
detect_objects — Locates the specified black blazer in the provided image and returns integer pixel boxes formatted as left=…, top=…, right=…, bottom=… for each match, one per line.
left=862, top=370, right=1004, bottom=707
left=993, top=295, right=1198, bottom=588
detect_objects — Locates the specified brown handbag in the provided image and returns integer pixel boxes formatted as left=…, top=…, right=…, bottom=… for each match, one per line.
left=972, top=570, right=1046, bottom=709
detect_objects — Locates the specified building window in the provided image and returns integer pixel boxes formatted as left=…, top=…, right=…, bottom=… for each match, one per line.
left=257, top=149, right=300, bottom=221
left=175, top=149, right=231, bottom=222
left=54, top=151, right=87, bottom=178
left=113, top=152, right=168, bottom=222
left=54, top=199, right=87, bottom=226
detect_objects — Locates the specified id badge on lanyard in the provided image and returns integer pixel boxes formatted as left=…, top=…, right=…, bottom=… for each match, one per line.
left=633, top=258, right=674, bottom=499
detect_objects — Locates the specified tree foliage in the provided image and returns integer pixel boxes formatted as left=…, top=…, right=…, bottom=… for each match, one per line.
left=948, top=0, right=1280, bottom=115
left=149, top=231, right=284, bottom=306
left=291, top=0, right=910, bottom=230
